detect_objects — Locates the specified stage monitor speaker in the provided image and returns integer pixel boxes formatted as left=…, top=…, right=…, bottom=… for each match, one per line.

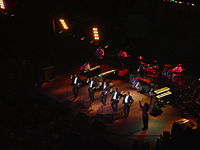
left=150, top=105, right=162, bottom=116
left=171, top=118, right=198, bottom=139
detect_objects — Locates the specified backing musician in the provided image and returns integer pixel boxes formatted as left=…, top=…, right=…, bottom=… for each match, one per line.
left=162, top=64, right=172, bottom=78
left=137, top=56, right=146, bottom=77
left=171, top=64, right=183, bottom=83
left=96, top=46, right=105, bottom=65
left=80, top=62, right=91, bottom=76
left=117, top=49, right=128, bottom=67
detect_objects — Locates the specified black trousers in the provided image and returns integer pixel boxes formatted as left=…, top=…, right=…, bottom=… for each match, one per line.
left=143, top=116, right=149, bottom=129
left=124, top=104, right=131, bottom=117
left=88, top=88, right=95, bottom=102
left=73, top=86, right=79, bottom=98
left=101, top=92, right=107, bottom=105
left=111, top=99, right=119, bottom=112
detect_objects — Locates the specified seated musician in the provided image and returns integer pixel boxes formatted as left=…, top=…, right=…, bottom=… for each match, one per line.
left=172, top=64, right=183, bottom=77
left=118, top=50, right=128, bottom=58
left=152, top=59, right=159, bottom=71
left=172, top=64, right=183, bottom=83
left=80, top=62, right=91, bottom=76
left=96, top=46, right=105, bottom=65
left=162, top=64, right=172, bottom=78
left=137, top=56, right=146, bottom=76
left=118, top=49, right=128, bottom=67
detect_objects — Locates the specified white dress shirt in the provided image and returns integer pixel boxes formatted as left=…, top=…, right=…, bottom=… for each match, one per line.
left=125, top=95, right=129, bottom=103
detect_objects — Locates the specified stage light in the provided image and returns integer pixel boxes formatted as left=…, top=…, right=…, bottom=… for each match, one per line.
left=191, top=3, right=195, bottom=6
left=170, top=0, right=175, bottom=2
left=174, top=1, right=178, bottom=3
left=186, top=2, right=190, bottom=5
left=0, top=0, right=5, bottom=9
left=92, top=27, right=100, bottom=40
left=59, top=19, right=68, bottom=30
left=178, top=1, right=182, bottom=4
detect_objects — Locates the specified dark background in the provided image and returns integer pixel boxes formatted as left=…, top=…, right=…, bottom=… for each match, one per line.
left=1, top=0, right=200, bottom=89
left=1, top=1, right=199, bottom=149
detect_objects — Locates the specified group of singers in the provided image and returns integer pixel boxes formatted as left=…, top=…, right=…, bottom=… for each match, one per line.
left=70, top=73, right=152, bottom=129
left=70, top=74, right=134, bottom=118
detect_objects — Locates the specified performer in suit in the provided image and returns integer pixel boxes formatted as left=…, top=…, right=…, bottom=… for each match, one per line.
left=122, top=91, right=134, bottom=118
left=101, top=82, right=110, bottom=105
left=70, top=74, right=82, bottom=98
left=110, top=88, right=122, bottom=112
left=87, top=77, right=97, bottom=102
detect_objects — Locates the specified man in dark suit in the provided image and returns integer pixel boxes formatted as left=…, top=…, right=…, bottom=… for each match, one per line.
left=101, top=82, right=110, bottom=105
left=87, top=77, right=97, bottom=102
left=122, top=91, right=134, bottom=118
left=110, top=88, right=122, bottom=112
left=70, top=74, right=82, bottom=98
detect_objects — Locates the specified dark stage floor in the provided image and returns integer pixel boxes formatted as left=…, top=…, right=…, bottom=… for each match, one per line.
left=37, top=63, right=198, bottom=150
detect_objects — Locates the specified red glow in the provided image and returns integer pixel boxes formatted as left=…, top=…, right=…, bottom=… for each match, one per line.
left=135, top=76, right=151, bottom=84
left=138, top=56, right=143, bottom=60
left=118, top=50, right=128, bottom=57
left=186, top=2, right=190, bottom=5
left=118, top=68, right=128, bottom=77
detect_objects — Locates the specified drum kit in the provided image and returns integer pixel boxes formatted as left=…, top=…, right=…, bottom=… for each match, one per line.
left=162, top=64, right=185, bottom=81
left=138, top=61, right=159, bottom=78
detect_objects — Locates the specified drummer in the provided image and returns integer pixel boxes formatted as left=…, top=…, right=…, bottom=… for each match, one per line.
left=172, top=64, right=183, bottom=82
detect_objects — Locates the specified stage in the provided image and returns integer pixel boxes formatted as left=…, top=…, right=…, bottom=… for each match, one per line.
left=37, top=63, right=184, bottom=150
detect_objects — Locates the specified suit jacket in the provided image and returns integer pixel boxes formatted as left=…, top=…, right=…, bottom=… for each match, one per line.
left=102, top=84, right=110, bottom=91
left=87, top=79, right=97, bottom=90
left=110, top=91, right=121, bottom=100
left=122, top=94, right=133, bottom=104
left=72, top=76, right=82, bottom=87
